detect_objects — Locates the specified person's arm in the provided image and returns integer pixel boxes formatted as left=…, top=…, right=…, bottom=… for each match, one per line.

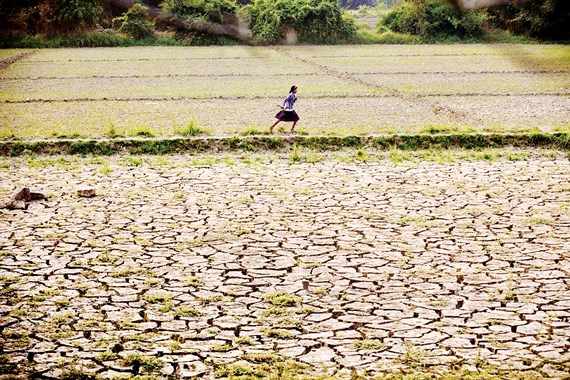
left=282, top=94, right=295, bottom=111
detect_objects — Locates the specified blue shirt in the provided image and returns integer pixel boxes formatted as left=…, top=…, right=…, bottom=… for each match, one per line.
left=283, top=93, right=296, bottom=110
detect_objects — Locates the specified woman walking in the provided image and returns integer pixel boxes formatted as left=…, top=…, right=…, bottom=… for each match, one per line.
left=270, top=85, right=300, bottom=133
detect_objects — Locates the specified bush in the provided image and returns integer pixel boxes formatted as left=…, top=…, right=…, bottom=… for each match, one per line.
left=112, top=4, right=155, bottom=40
left=380, top=0, right=486, bottom=39
left=56, top=0, right=103, bottom=32
left=487, top=0, right=570, bottom=40
left=242, top=0, right=357, bottom=44
left=3, top=0, right=103, bottom=34
left=161, top=0, right=238, bottom=24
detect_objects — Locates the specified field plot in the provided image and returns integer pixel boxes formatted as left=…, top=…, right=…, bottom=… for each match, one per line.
left=0, top=45, right=569, bottom=139
left=1, top=151, right=570, bottom=378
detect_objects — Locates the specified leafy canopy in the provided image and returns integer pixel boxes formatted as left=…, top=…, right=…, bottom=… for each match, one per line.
left=242, top=0, right=357, bottom=43
left=380, top=0, right=485, bottom=39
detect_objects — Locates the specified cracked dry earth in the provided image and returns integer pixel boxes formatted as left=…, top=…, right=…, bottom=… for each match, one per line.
left=1, top=152, right=570, bottom=379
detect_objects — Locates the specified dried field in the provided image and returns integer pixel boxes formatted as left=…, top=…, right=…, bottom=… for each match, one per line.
left=0, top=45, right=569, bottom=138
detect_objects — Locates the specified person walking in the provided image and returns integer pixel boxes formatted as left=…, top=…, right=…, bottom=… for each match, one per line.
left=270, top=85, right=300, bottom=133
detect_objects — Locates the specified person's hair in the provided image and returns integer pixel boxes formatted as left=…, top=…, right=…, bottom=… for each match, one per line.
left=290, top=85, right=297, bottom=93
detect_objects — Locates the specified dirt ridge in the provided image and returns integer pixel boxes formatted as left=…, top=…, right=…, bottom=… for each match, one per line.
left=1, top=132, right=567, bottom=156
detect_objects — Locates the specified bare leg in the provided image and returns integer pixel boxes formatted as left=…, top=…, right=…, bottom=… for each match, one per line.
left=290, top=120, right=297, bottom=133
left=270, top=119, right=281, bottom=133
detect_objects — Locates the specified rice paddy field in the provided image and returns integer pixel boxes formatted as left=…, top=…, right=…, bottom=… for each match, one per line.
left=0, top=44, right=569, bottom=139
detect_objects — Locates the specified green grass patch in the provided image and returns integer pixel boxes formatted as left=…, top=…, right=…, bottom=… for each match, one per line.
left=211, top=343, right=235, bottom=352
left=0, top=132, right=568, bottom=157
left=422, top=124, right=459, bottom=134
left=119, top=353, right=165, bottom=374
left=144, top=292, right=171, bottom=304
left=241, top=128, right=270, bottom=136
left=353, top=339, right=386, bottom=350
left=242, top=352, right=282, bottom=363
left=175, top=307, right=201, bottom=318
left=131, top=128, right=155, bottom=138
left=105, top=124, right=124, bottom=139
left=182, top=276, right=203, bottom=288
left=264, top=329, right=294, bottom=339
left=263, top=292, right=299, bottom=307
left=177, top=120, right=207, bottom=137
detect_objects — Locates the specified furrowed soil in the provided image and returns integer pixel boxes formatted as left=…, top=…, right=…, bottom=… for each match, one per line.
left=0, top=45, right=568, bottom=138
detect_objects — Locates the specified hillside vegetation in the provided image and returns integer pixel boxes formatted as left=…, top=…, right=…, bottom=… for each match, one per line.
left=0, top=0, right=568, bottom=47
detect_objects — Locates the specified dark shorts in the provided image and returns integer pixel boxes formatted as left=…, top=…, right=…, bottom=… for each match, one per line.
left=275, top=110, right=300, bottom=122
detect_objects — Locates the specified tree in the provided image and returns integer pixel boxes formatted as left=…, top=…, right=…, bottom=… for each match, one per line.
left=42, top=0, right=103, bottom=33
left=160, top=0, right=238, bottom=25
left=112, top=3, right=154, bottom=39
left=0, top=0, right=103, bottom=34
left=242, top=0, right=357, bottom=43
left=381, top=0, right=486, bottom=38
left=487, top=0, right=570, bottom=40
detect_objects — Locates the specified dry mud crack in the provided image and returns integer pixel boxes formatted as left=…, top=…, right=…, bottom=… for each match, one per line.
left=0, top=152, right=569, bottom=379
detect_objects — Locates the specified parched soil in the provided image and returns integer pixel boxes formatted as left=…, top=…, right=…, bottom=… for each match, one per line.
left=1, top=152, right=569, bottom=378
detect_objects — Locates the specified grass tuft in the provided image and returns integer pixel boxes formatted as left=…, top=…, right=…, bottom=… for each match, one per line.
left=119, top=353, right=165, bottom=373
left=353, top=339, right=386, bottom=350
left=105, top=124, right=124, bottom=139
left=131, top=128, right=155, bottom=138
left=178, top=120, right=207, bottom=137
left=241, top=128, right=269, bottom=136
left=175, top=307, right=201, bottom=318
left=263, top=292, right=299, bottom=307
left=264, top=329, right=294, bottom=339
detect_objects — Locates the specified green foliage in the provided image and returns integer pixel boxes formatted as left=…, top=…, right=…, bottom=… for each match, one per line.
left=3, top=0, right=568, bottom=43
left=264, top=328, right=294, bottom=339
left=242, top=0, right=357, bottom=44
left=177, top=120, right=207, bottom=136
left=113, top=4, right=154, bottom=40
left=175, top=307, right=201, bottom=317
left=381, top=0, right=486, bottom=39
left=353, top=339, right=385, bottom=350
left=356, top=29, right=420, bottom=44
left=487, top=0, right=570, bottom=40
left=160, top=0, right=238, bottom=26
left=132, top=128, right=155, bottom=137
left=263, top=291, right=299, bottom=307
left=105, top=125, right=124, bottom=139
left=120, top=353, right=165, bottom=373
left=57, top=0, right=103, bottom=32
left=14, top=0, right=104, bottom=34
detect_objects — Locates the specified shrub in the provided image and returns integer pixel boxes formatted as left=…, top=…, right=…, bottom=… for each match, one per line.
left=4, top=0, right=103, bottom=34
left=487, top=0, right=570, bottom=40
left=112, top=4, right=155, bottom=40
left=161, top=0, right=238, bottom=24
left=242, top=0, right=357, bottom=44
left=380, top=0, right=486, bottom=39
left=56, top=0, right=103, bottom=32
